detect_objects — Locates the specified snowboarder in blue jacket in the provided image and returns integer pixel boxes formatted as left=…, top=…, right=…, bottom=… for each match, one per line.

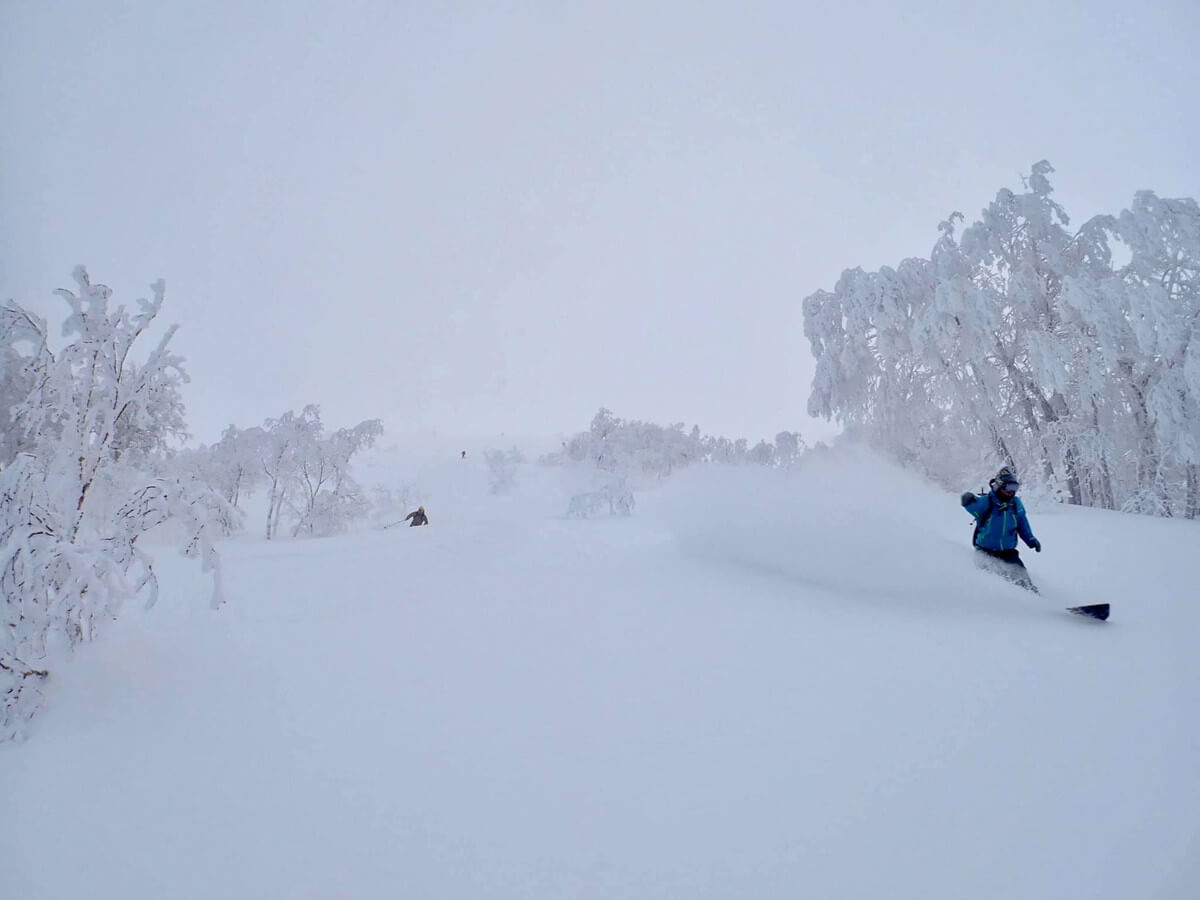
left=961, top=467, right=1041, bottom=591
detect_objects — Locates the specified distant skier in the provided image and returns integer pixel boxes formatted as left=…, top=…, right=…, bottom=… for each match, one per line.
left=961, top=467, right=1042, bottom=591
left=404, top=506, right=429, bottom=527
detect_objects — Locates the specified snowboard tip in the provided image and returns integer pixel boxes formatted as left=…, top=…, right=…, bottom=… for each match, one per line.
left=1067, top=603, right=1110, bottom=622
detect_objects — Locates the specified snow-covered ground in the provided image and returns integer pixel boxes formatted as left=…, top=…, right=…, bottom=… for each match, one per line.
left=3, top=449, right=1198, bottom=899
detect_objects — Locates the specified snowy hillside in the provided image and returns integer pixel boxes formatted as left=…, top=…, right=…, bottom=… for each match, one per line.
left=2, top=450, right=1197, bottom=899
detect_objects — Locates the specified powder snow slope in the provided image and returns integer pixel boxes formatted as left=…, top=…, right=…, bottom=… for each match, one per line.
left=2, top=450, right=1197, bottom=899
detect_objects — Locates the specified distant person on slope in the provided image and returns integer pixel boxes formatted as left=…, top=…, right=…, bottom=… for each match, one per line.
left=404, top=506, right=429, bottom=527
left=961, top=467, right=1041, bottom=591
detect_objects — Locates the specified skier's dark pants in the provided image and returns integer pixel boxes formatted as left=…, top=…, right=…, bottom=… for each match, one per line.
left=974, top=547, right=1037, bottom=592
left=977, top=547, right=1024, bottom=567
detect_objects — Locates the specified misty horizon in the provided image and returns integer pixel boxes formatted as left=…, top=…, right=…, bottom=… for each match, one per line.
left=3, top=1, right=1196, bottom=445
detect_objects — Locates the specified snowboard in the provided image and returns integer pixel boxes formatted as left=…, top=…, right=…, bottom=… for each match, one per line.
left=1028, top=582, right=1110, bottom=621
left=973, top=552, right=1110, bottom=621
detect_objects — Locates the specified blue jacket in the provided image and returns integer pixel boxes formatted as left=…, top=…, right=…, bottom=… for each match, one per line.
left=962, top=490, right=1037, bottom=551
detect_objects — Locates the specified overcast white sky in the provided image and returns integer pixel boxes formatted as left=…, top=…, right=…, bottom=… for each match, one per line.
left=2, top=1, right=1197, bottom=446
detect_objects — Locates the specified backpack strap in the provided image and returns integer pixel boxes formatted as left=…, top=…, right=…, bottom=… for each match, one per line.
left=972, top=493, right=996, bottom=546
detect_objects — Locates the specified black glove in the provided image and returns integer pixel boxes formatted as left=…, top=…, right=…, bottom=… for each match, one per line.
left=961, top=492, right=977, bottom=506
left=1029, top=539, right=1042, bottom=553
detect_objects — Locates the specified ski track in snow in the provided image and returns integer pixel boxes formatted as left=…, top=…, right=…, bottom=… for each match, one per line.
left=2, top=451, right=1198, bottom=899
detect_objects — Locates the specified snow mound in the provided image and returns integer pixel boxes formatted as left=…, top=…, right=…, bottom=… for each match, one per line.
left=647, top=449, right=1003, bottom=617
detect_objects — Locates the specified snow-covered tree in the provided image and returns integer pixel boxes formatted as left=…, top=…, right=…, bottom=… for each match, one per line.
left=290, top=416, right=384, bottom=537
left=179, top=407, right=384, bottom=539
left=0, top=338, right=37, bottom=464
left=1, top=268, right=228, bottom=740
left=803, top=164, right=1200, bottom=517
left=1111, top=193, right=1200, bottom=516
left=207, top=425, right=268, bottom=510
left=550, top=409, right=806, bottom=516
left=485, top=448, right=522, bottom=494
left=774, top=431, right=807, bottom=468
left=258, top=407, right=320, bottom=540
